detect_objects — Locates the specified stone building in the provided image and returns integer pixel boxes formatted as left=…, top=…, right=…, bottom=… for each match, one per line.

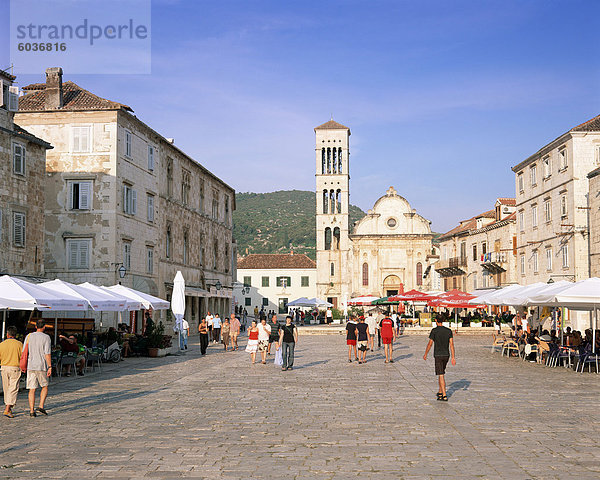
left=587, top=166, right=600, bottom=277
left=15, top=67, right=235, bottom=331
left=234, top=254, right=316, bottom=314
left=0, top=69, right=52, bottom=277
left=511, top=114, right=600, bottom=286
left=314, top=120, right=436, bottom=307
left=436, top=199, right=517, bottom=293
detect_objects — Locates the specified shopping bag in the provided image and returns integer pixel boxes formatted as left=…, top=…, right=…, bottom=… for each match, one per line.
left=20, top=335, right=29, bottom=372
left=274, top=347, right=283, bottom=366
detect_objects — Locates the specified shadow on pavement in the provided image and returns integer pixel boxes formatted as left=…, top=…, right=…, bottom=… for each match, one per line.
left=47, top=387, right=166, bottom=414
left=292, top=359, right=330, bottom=369
left=446, top=379, right=471, bottom=398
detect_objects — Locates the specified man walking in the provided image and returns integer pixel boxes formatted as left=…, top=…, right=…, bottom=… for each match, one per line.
left=267, top=313, right=280, bottom=355
left=179, top=317, right=190, bottom=350
left=380, top=313, right=396, bottom=363
left=230, top=313, right=241, bottom=350
left=24, top=319, right=52, bottom=416
left=278, top=316, right=298, bottom=371
left=365, top=312, right=377, bottom=352
left=423, top=316, right=456, bottom=402
left=0, top=326, right=22, bottom=418
left=212, top=314, right=222, bottom=344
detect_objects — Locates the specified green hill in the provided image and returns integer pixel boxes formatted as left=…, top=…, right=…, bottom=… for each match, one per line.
left=233, top=190, right=365, bottom=260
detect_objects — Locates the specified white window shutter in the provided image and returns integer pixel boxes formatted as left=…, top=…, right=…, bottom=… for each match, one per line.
left=8, top=86, right=18, bottom=112
left=131, top=190, right=137, bottom=215
left=68, top=182, right=74, bottom=209
left=80, top=241, right=89, bottom=269
left=123, top=186, right=128, bottom=213
left=0, top=79, right=4, bottom=108
left=68, top=241, right=78, bottom=268
left=82, top=127, right=90, bottom=152
left=79, top=182, right=91, bottom=210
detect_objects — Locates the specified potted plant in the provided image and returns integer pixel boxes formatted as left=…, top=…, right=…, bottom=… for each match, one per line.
left=147, top=321, right=171, bottom=357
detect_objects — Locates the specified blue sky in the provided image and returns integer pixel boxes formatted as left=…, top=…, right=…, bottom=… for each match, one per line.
left=2, top=0, right=599, bottom=232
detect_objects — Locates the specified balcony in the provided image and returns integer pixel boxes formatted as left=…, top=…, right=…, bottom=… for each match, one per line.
left=481, top=252, right=508, bottom=274
left=435, top=256, right=467, bottom=277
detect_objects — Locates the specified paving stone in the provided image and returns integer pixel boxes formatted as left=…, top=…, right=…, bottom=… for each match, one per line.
left=1, top=335, right=599, bottom=479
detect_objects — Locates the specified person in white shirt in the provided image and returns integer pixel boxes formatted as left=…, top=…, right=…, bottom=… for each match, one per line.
left=391, top=311, right=399, bottom=335
left=212, top=314, right=222, bottom=344
left=326, top=308, right=333, bottom=325
left=179, top=318, right=190, bottom=350
left=206, top=312, right=214, bottom=343
left=365, top=313, right=378, bottom=352
left=257, top=318, right=271, bottom=364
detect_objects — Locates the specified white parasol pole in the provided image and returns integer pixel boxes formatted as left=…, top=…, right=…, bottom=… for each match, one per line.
left=593, top=307, right=597, bottom=354
left=1, top=310, right=6, bottom=340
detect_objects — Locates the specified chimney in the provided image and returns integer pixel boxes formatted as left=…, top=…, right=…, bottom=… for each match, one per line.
left=45, top=67, right=63, bottom=110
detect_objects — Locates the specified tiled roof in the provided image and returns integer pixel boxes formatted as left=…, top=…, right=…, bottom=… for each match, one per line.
left=237, top=254, right=316, bottom=270
left=12, top=123, right=53, bottom=148
left=439, top=208, right=509, bottom=239
left=572, top=114, right=600, bottom=132
left=497, top=198, right=516, bottom=206
left=19, top=81, right=133, bottom=112
left=314, top=119, right=350, bottom=131
left=0, top=69, right=16, bottom=81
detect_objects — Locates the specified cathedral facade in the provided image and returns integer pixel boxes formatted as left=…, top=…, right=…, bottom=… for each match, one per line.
left=314, top=120, right=438, bottom=309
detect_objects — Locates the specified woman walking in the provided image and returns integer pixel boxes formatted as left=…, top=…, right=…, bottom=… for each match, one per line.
left=257, top=318, right=271, bottom=364
left=198, top=318, right=209, bottom=355
left=221, top=318, right=231, bottom=352
left=245, top=320, right=259, bottom=364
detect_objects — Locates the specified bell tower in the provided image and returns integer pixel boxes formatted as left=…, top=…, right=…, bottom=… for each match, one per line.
left=315, top=119, right=351, bottom=309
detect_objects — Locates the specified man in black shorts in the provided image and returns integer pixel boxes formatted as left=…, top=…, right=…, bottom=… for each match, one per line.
left=423, top=316, right=456, bottom=401
left=267, top=313, right=280, bottom=356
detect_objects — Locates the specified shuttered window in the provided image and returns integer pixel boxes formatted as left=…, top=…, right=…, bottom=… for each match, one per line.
left=13, top=212, right=25, bottom=247
left=13, top=143, right=25, bottom=175
left=67, top=239, right=91, bottom=269
left=125, top=130, right=132, bottom=157
left=148, top=145, right=155, bottom=170
left=123, top=184, right=137, bottom=215
left=147, top=247, right=154, bottom=274
left=147, top=194, right=154, bottom=222
left=123, top=242, right=131, bottom=269
left=72, top=126, right=91, bottom=153
left=68, top=181, right=92, bottom=210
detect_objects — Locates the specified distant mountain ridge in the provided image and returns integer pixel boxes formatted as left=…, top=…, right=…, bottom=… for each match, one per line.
left=233, top=190, right=365, bottom=260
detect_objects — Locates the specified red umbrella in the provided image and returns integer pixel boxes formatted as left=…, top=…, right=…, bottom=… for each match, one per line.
left=428, top=290, right=478, bottom=330
left=389, top=289, right=432, bottom=302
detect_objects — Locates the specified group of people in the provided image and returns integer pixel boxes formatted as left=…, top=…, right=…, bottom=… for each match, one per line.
left=198, top=312, right=242, bottom=354
left=245, top=314, right=298, bottom=370
left=344, top=312, right=457, bottom=401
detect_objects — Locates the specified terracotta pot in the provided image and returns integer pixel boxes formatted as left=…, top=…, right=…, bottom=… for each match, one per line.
left=147, top=347, right=159, bottom=357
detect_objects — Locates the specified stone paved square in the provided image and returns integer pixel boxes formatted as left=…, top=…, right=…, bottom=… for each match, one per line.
left=1, top=334, right=599, bottom=479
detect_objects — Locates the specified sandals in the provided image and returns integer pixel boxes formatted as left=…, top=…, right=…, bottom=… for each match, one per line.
left=3, top=411, right=13, bottom=418
left=437, top=395, right=448, bottom=402
left=36, top=408, right=48, bottom=416
left=436, top=392, right=443, bottom=400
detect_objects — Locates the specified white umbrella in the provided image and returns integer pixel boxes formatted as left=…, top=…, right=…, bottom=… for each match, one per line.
left=287, top=297, right=311, bottom=307
left=308, top=297, right=334, bottom=307
left=347, top=295, right=379, bottom=306
left=172, top=271, right=186, bottom=350
left=79, top=283, right=141, bottom=311
left=479, top=284, right=523, bottom=306
left=105, top=285, right=170, bottom=310
left=42, top=279, right=129, bottom=311
left=500, top=282, right=551, bottom=306
left=0, top=275, right=88, bottom=310
left=0, top=297, right=49, bottom=340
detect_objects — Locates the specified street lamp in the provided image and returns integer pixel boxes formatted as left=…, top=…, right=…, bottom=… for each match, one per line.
left=118, top=265, right=127, bottom=279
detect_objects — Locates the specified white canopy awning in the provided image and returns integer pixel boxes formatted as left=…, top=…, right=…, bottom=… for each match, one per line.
left=0, top=297, right=49, bottom=310
left=105, top=285, right=170, bottom=310
left=527, top=277, right=600, bottom=309
left=42, top=279, right=129, bottom=311
left=0, top=275, right=88, bottom=310
left=79, top=282, right=141, bottom=311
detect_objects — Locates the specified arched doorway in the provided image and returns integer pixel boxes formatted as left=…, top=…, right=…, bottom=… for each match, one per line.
left=383, top=275, right=403, bottom=297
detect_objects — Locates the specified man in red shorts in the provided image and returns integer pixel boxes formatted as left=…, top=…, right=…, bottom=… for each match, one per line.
left=345, top=314, right=358, bottom=363
left=379, top=313, right=396, bottom=363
